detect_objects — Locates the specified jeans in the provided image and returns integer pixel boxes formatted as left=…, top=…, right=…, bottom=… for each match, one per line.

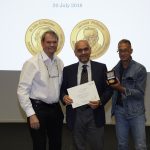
left=114, top=105, right=147, bottom=150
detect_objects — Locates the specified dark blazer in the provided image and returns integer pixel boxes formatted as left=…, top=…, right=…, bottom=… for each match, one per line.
left=60, top=61, right=113, bottom=130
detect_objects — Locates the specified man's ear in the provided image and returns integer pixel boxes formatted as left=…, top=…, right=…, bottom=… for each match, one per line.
left=41, top=41, right=43, bottom=47
left=74, top=49, right=77, bottom=56
left=89, top=47, right=92, bottom=55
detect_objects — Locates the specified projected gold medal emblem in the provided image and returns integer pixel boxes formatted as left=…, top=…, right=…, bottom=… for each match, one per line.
left=70, top=19, right=110, bottom=59
left=25, top=19, right=65, bottom=55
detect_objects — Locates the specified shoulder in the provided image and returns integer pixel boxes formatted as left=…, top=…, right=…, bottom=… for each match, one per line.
left=113, top=61, right=121, bottom=71
left=56, top=56, right=63, bottom=64
left=55, top=56, right=64, bottom=68
left=132, top=60, right=144, bottom=67
left=22, top=54, right=39, bottom=70
left=132, top=60, right=147, bottom=73
left=64, top=63, right=78, bottom=69
left=91, top=60, right=106, bottom=68
left=63, top=63, right=78, bottom=73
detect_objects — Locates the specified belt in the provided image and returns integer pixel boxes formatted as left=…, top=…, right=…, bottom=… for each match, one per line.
left=77, top=104, right=90, bottom=111
left=30, top=98, right=59, bottom=107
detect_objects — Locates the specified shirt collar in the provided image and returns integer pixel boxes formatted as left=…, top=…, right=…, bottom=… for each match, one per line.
left=79, top=61, right=91, bottom=69
left=119, top=57, right=133, bottom=69
left=41, top=51, right=57, bottom=63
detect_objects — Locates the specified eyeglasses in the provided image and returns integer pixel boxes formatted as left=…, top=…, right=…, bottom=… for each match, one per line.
left=117, top=48, right=130, bottom=54
left=76, top=47, right=90, bottom=53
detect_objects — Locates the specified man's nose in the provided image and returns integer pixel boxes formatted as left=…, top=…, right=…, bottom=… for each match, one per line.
left=81, top=50, right=85, bottom=54
left=50, top=43, right=54, bottom=46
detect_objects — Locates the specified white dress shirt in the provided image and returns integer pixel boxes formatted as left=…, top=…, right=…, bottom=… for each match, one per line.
left=17, top=51, right=64, bottom=117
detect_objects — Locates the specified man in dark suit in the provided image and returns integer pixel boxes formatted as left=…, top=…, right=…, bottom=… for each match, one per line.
left=60, top=40, right=112, bottom=150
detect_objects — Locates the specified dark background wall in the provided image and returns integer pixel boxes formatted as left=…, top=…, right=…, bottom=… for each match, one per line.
left=0, top=124, right=149, bottom=150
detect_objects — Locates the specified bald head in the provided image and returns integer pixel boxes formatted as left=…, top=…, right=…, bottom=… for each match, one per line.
left=74, top=40, right=91, bottom=64
left=75, top=40, right=90, bottom=50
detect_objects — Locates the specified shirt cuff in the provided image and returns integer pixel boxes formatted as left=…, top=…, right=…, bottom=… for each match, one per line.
left=26, top=108, right=35, bottom=117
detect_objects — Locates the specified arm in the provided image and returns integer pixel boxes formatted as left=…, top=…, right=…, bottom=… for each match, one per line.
left=17, top=61, right=36, bottom=117
left=60, top=67, right=73, bottom=105
left=111, top=67, right=147, bottom=99
left=17, top=61, right=40, bottom=129
left=100, top=65, right=113, bottom=106
left=123, top=67, right=147, bottom=98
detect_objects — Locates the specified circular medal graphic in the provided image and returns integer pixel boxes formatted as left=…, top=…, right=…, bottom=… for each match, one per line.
left=70, top=19, right=110, bottom=59
left=25, top=19, right=65, bottom=55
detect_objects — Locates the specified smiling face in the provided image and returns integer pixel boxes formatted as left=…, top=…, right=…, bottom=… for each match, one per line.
left=41, top=32, right=58, bottom=58
left=118, top=41, right=133, bottom=62
left=74, top=40, right=91, bottom=64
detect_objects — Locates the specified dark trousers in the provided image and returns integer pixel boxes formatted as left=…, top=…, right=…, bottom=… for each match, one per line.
left=27, top=99, right=64, bottom=150
left=73, top=107, right=104, bottom=150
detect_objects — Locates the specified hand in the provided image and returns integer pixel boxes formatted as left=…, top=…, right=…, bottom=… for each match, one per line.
left=63, top=95, right=73, bottom=105
left=89, top=100, right=101, bottom=109
left=110, top=78, right=120, bottom=89
left=110, top=78, right=125, bottom=93
left=29, top=114, right=40, bottom=129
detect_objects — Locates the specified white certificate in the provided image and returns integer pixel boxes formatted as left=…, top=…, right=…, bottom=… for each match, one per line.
left=67, top=81, right=100, bottom=108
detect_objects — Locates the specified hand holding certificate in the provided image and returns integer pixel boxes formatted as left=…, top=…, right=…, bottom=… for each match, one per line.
left=67, top=81, right=100, bottom=108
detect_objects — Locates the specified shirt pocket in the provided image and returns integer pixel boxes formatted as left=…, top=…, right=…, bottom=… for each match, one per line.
left=123, top=77, right=136, bottom=89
